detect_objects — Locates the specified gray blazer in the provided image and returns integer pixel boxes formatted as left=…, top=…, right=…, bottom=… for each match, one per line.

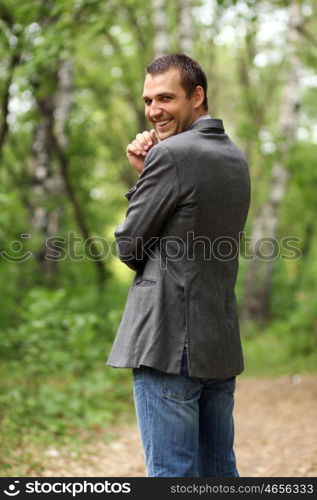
left=107, top=118, right=250, bottom=378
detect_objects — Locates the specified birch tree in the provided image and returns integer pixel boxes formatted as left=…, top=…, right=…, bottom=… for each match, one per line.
left=152, top=0, right=168, bottom=58
left=178, top=0, right=193, bottom=55
left=242, top=0, right=303, bottom=323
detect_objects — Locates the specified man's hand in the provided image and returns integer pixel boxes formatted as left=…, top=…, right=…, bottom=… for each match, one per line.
left=126, top=129, right=158, bottom=176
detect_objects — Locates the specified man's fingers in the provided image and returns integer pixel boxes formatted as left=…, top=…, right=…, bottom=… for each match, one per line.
left=126, top=130, right=157, bottom=160
left=126, top=143, right=140, bottom=156
left=127, top=141, right=146, bottom=157
left=136, top=131, right=154, bottom=151
left=150, top=129, right=158, bottom=144
left=136, top=132, right=152, bottom=144
left=133, top=139, right=147, bottom=156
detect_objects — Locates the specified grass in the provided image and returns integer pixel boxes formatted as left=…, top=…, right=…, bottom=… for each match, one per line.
left=243, top=334, right=317, bottom=377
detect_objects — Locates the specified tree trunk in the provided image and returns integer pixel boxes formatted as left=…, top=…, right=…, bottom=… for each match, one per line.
left=29, top=87, right=63, bottom=282
left=242, top=0, right=302, bottom=324
left=0, top=3, right=21, bottom=160
left=0, top=53, right=20, bottom=159
left=178, top=0, right=193, bottom=55
left=152, top=0, right=168, bottom=58
left=52, top=59, right=107, bottom=289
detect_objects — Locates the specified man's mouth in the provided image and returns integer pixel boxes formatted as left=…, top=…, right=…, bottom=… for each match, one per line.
left=155, top=119, right=173, bottom=129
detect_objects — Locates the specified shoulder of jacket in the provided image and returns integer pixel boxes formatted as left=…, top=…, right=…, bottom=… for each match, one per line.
left=153, top=129, right=198, bottom=158
left=164, top=129, right=197, bottom=148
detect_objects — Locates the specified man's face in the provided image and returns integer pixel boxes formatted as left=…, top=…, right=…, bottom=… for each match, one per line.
left=142, top=68, right=199, bottom=141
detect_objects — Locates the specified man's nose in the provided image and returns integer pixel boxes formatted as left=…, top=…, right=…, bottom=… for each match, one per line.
left=148, top=101, right=162, bottom=119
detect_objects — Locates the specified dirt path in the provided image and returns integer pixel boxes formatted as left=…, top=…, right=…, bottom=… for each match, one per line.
left=39, top=375, right=317, bottom=477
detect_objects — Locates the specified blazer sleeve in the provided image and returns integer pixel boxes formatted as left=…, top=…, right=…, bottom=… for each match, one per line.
left=114, top=144, right=180, bottom=271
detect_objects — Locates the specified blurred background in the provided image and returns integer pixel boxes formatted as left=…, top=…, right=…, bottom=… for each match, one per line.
left=0, top=0, right=316, bottom=476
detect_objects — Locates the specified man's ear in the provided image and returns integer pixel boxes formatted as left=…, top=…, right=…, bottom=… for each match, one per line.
left=193, top=86, right=205, bottom=109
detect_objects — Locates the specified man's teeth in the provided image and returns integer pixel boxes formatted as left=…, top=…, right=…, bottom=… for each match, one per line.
left=158, top=120, right=170, bottom=126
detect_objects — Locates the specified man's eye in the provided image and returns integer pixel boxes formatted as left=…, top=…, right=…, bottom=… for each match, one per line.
left=144, top=99, right=152, bottom=105
left=161, top=96, right=171, bottom=102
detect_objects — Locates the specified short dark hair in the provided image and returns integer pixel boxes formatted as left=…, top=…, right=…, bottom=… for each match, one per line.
left=146, top=53, right=208, bottom=111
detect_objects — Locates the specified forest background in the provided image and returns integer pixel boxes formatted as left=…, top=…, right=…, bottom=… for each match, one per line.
left=0, top=0, right=316, bottom=476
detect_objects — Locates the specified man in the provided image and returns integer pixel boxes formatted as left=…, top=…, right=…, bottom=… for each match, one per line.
left=107, top=54, right=250, bottom=477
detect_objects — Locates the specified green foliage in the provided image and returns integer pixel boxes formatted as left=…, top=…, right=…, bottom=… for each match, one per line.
left=242, top=324, right=317, bottom=378
left=0, top=0, right=317, bottom=476
left=0, top=284, right=133, bottom=475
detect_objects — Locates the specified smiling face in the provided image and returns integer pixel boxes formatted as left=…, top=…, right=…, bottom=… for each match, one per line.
left=142, top=68, right=205, bottom=141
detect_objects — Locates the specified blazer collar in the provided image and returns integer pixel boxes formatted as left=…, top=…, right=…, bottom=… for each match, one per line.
left=188, top=118, right=225, bottom=133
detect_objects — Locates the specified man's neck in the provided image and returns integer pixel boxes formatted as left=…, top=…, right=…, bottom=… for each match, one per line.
left=194, top=109, right=209, bottom=120
left=190, top=112, right=212, bottom=127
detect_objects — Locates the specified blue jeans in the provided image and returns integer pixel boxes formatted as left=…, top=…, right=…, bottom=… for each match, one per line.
left=132, top=347, right=239, bottom=477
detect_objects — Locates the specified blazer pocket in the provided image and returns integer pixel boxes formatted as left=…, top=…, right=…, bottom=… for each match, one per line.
left=135, top=279, right=157, bottom=287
